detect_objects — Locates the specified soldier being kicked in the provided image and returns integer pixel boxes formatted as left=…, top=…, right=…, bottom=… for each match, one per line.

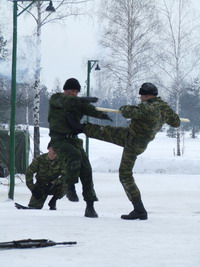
left=48, top=78, right=112, bottom=218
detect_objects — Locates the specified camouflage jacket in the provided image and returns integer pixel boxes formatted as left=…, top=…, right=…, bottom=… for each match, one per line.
left=25, top=153, right=65, bottom=191
left=48, top=93, right=103, bottom=135
left=120, top=97, right=180, bottom=142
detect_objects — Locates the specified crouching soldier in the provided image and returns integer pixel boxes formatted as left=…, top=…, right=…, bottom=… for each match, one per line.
left=25, top=142, right=66, bottom=210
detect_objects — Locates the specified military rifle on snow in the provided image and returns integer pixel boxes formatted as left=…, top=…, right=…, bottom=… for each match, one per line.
left=0, top=239, right=77, bottom=249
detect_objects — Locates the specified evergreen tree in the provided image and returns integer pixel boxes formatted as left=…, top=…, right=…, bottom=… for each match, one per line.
left=180, top=78, right=200, bottom=138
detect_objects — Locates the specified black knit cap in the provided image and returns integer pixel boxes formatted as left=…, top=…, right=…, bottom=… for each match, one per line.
left=63, top=78, right=81, bottom=92
left=139, top=83, right=158, bottom=96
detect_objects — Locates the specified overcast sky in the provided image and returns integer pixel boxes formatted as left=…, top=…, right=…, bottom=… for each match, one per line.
left=18, top=0, right=101, bottom=92
left=29, top=0, right=200, bottom=92
left=2, top=0, right=200, bottom=93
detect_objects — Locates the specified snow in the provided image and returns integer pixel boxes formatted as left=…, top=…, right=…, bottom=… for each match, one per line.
left=0, top=127, right=200, bottom=267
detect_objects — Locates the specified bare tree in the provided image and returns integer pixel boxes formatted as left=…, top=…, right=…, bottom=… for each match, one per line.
left=0, top=31, right=9, bottom=61
left=17, top=0, right=93, bottom=157
left=51, top=78, right=62, bottom=94
left=152, top=0, right=200, bottom=155
left=97, top=0, right=159, bottom=104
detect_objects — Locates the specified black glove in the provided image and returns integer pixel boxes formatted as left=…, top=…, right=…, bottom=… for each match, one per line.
left=31, top=186, right=43, bottom=199
left=80, top=97, right=98, bottom=103
left=99, top=113, right=113, bottom=122
left=44, top=182, right=54, bottom=194
left=70, top=122, right=86, bottom=135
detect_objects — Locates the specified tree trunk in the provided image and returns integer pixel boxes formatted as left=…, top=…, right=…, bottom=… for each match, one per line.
left=176, top=128, right=181, bottom=156
left=176, top=92, right=181, bottom=156
left=34, top=126, right=40, bottom=157
left=33, top=4, right=42, bottom=157
left=192, top=125, right=195, bottom=139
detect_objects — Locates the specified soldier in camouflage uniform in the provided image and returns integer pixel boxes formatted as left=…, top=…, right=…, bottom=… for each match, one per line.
left=68, top=83, right=181, bottom=220
left=48, top=78, right=112, bottom=218
left=26, top=143, right=66, bottom=210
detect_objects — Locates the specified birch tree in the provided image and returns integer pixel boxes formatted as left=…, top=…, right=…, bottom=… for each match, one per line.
left=97, top=0, right=159, bottom=105
left=17, top=0, right=92, bottom=157
left=152, top=0, right=200, bottom=155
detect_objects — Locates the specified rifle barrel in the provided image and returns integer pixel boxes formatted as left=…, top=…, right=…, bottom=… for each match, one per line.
left=55, top=242, right=77, bottom=245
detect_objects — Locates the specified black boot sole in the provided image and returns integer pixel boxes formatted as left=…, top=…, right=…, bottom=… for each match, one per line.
left=121, top=211, right=148, bottom=220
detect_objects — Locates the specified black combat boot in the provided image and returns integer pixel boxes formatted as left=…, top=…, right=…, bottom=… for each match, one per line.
left=121, top=198, right=148, bottom=220
left=48, top=196, right=57, bottom=210
left=66, top=184, right=79, bottom=202
left=84, top=201, right=98, bottom=218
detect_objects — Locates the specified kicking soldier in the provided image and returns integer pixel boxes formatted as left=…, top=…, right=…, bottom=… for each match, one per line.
left=68, top=83, right=181, bottom=220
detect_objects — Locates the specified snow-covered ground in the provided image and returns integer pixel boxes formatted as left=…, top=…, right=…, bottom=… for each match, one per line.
left=0, top=128, right=200, bottom=267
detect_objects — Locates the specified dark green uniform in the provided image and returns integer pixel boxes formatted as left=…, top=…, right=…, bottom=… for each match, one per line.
left=26, top=153, right=66, bottom=209
left=83, top=97, right=181, bottom=203
left=48, top=93, right=104, bottom=202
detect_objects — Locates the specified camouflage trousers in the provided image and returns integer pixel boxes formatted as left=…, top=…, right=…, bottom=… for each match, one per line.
left=84, top=123, right=149, bottom=203
left=28, top=180, right=66, bottom=209
left=50, top=136, right=98, bottom=202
